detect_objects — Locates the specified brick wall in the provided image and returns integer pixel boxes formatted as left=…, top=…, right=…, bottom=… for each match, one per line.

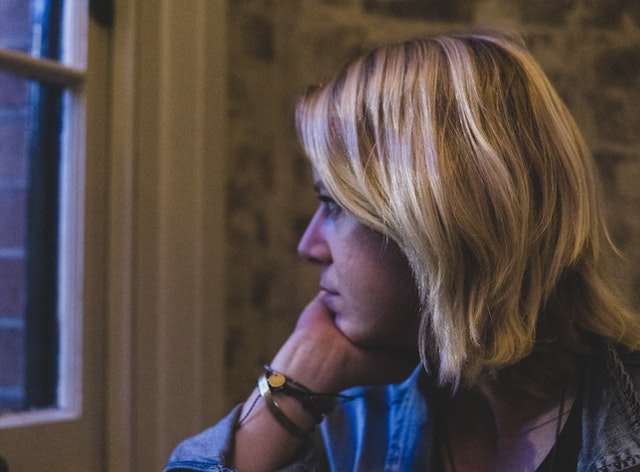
left=0, top=0, right=33, bottom=411
left=224, top=0, right=640, bottom=406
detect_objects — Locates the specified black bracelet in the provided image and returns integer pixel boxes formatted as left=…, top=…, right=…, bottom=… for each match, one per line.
left=263, top=366, right=354, bottom=423
left=257, top=374, right=315, bottom=439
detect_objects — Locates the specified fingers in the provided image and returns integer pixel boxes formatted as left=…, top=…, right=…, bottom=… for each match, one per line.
left=271, top=293, right=420, bottom=392
left=294, top=292, right=336, bottom=330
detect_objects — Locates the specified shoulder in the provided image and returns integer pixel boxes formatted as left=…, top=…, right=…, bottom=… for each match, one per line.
left=602, top=341, right=640, bottom=390
left=583, top=341, right=640, bottom=438
left=573, top=342, right=640, bottom=470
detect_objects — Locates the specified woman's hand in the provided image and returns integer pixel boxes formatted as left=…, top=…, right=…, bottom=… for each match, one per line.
left=270, top=292, right=420, bottom=393
left=231, top=293, right=419, bottom=472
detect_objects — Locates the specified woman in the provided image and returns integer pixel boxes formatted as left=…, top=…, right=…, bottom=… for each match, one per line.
left=166, top=31, right=640, bottom=471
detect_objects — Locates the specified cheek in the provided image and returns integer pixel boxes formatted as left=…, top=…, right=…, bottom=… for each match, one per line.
left=328, top=220, right=420, bottom=348
left=338, top=256, right=420, bottom=348
left=335, top=298, right=419, bottom=349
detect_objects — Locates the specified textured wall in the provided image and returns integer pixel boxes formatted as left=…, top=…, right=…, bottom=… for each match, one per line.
left=224, top=0, right=640, bottom=407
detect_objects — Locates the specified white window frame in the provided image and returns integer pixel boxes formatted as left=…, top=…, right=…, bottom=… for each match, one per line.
left=0, top=0, right=87, bottom=430
left=1, top=0, right=228, bottom=470
left=0, top=2, right=111, bottom=470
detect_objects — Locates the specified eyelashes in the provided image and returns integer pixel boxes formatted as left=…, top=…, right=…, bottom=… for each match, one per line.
left=318, top=195, right=342, bottom=218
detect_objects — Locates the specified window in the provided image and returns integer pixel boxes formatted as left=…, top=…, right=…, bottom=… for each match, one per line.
left=0, top=0, right=85, bottom=418
left=0, top=72, right=63, bottom=413
left=1, top=1, right=228, bottom=469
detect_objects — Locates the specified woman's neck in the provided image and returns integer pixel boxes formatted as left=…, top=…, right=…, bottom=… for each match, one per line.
left=438, top=364, right=579, bottom=472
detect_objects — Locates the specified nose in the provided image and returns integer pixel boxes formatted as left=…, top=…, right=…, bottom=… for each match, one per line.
left=297, top=206, right=331, bottom=264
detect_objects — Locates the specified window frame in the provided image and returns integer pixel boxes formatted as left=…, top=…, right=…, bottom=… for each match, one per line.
left=0, top=0, right=88, bottom=429
left=0, top=1, right=110, bottom=467
left=0, top=0, right=229, bottom=470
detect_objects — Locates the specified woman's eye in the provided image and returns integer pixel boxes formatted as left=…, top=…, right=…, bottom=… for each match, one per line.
left=318, top=195, right=341, bottom=217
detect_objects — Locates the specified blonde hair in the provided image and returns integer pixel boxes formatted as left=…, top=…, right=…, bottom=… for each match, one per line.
left=295, top=32, right=640, bottom=389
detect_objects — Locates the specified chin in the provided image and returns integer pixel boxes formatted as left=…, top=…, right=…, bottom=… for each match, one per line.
left=337, top=321, right=393, bottom=349
left=334, top=317, right=372, bottom=346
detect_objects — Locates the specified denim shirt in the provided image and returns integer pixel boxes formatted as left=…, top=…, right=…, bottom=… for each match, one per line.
left=165, top=341, right=640, bottom=472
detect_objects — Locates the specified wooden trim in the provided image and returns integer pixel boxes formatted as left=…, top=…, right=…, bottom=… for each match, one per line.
left=106, top=0, right=228, bottom=470
left=105, top=0, right=135, bottom=470
left=0, top=49, right=84, bottom=87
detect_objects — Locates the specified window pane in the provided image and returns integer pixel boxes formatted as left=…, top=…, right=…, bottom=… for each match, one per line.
left=0, top=71, right=30, bottom=412
left=0, top=70, right=62, bottom=414
left=0, top=0, right=66, bottom=416
left=0, top=0, right=63, bottom=60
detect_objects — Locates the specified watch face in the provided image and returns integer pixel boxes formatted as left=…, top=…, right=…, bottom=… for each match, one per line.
left=268, top=372, right=287, bottom=389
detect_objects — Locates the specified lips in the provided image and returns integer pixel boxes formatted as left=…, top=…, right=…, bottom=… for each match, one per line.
left=320, top=285, right=338, bottom=295
left=319, top=287, right=339, bottom=314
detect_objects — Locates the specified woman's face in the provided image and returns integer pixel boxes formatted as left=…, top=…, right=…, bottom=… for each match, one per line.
left=297, top=178, right=421, bottom=351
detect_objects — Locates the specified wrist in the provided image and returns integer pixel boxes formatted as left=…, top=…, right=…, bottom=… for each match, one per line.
left=257, top=374, right=317, bottom=439
left=237, top=365, right=354, bottom=442
left=270, top=332, right=353, bottom=393
left=262, top=366, right=354, bottom=422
